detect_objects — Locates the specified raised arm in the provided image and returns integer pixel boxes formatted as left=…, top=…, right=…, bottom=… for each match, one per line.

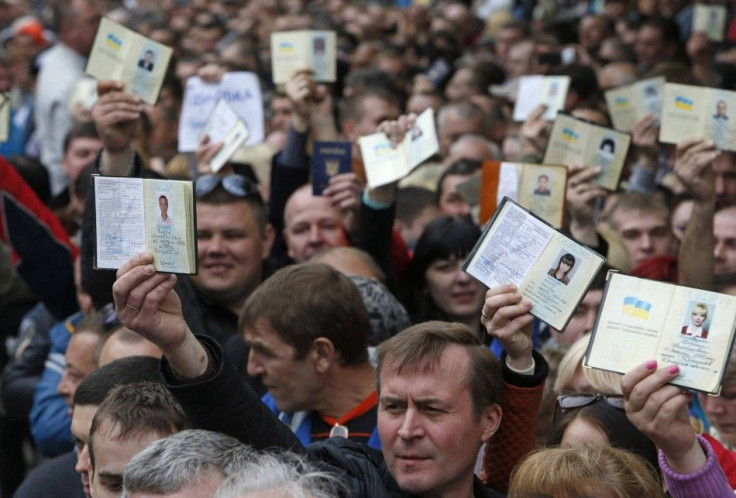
left=480, top=285, right=547, bottom=492
left=675, top=138, right=719, bottom=289
left=91, top=80, right=144, bottom=176
left=566, top=164, right=608, bottom=248
left=113, top=253, right=302, bottom=451
left=622, top=361, right=732, bottom=497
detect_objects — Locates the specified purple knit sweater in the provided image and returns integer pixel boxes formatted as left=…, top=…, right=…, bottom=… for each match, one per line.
left=661, top=435, right=734, bottom=498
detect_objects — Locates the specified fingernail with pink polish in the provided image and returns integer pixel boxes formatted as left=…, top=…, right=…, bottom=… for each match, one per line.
left=645, top=360, right=657, bottom=370
left=667, top=365, right=680, bottom=375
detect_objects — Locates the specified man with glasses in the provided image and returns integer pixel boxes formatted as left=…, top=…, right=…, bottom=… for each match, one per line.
left=180, top=174, right=274, bottom=347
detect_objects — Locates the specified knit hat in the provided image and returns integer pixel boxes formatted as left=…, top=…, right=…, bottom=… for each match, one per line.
left=347, top=275, right=411, bottom=346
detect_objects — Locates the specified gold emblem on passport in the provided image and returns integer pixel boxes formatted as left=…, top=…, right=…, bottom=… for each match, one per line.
left=325, top=159, right=340, bottom=177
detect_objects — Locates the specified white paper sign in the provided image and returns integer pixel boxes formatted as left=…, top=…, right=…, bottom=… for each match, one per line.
left=178, top=72, right=264, bottom=152
left=202, top=99, right=250, bottom=173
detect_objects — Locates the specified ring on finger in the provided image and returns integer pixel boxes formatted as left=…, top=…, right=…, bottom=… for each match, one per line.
left=126, top=302, right=141, bottom=312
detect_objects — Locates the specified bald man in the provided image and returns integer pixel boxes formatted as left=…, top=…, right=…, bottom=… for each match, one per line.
left=283, top=185, right=349, bottom=263
left=598, top=62, right=638, bottom=90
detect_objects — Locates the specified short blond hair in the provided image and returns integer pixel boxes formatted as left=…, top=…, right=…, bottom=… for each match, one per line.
left=554, top=335, right=623, bottom=395
left=508, top=445, right=663, bottom=498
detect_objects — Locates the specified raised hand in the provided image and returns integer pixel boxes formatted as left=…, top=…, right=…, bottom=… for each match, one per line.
left=284, top=69, right=315, bottom=133
left=621, top=361, right=704, bottom=474
left=566, top=164, right=607, bottom=246
left=92, top=80, right=143, bottom=155
left=376, top=113, right=418, bottom=146
left=632, top=114, right=660, bottom=160
left=323, top=172, right=364, bottom=235
left=674, top=138, right=719, bottom=203
left=519, top=104, right=550, bottom=158
left=481, top=285, right=534, bottom=371
left=195, top=134, right=225, bottom=176
left=113, top=253, right=208, bottom=378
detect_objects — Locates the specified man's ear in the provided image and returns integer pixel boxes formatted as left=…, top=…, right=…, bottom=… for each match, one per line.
left=261, top=222, right=275, bottom=260
left=283, top=228, right=295, bottom=260
left=480, top=404, right=503, bottom=443
left=342, top=119, right=357, bottom=143
left=311, top=338, right=336, bottom=374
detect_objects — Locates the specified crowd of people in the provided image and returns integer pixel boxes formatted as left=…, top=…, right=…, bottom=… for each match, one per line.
left=1, top=0, right=736, bottom=496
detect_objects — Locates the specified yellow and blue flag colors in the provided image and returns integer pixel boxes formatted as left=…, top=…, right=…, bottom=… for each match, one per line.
left=623, top=296, right=652, bottom=319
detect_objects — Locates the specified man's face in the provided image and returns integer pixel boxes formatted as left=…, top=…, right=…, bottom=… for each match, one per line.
left=244, top=320, right=322, bottom=413
left=270, top=96, right=293, bottom=134
left=699, top=385, right=736, bottom=446
left=62, top=137, right=103, bottom=185
left=714, top=210, right=736, bottom=276
left=344, top=95, right=401, bottom=144
left=505, top=42, right=535, bottom=80
left=398, top=205, right=441, bottom=250
left=283, top=188, right=348, bottom=263
left=158, top=197, right=168, bottom=217
left=495, top=27, right=523, bottom=63
left=378, top=346, right=500, bottom=496
left=538, top=176, right=548, bottom=190
left=90, top=423, right=165, bottom=498
left=438, top=110, right=485, bottom=157
left=438, top=174, right=472, bottom=218
left=635, top=26, right=665, bottom=70
left=71, top=0, right=102, bottom=56
left=58, top=332, right=99, bottom=411
left=551, top=289, right=603, bottom=347
left=611, top=208, right=676, bottom=267
left=714, top=153, right=736, bottom=207
left=190, top=202, right=273, bottom=308
left=71, top=404, right=97, bottom=498
left=144, top=51, right=153, bottom=63
left=579, top=16, right=609, bottom=52
left=445, top=68, right=475, bottom=101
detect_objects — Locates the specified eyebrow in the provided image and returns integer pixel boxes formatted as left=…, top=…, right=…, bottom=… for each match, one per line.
left=380, top=395, right=446, bottom=405
left=98, top=471, right=122, bottom=478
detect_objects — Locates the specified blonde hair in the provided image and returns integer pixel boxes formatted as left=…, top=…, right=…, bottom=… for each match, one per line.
left=554, top=335, right=623, bottom=395
left=508, top=445, right=663, bottom=498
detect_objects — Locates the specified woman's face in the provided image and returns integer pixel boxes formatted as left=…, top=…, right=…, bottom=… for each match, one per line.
left=699, top=384, right=736, bottom=446
left=561, top=417, right=610, bottom=448
left=692, top=308, right=707, bottom=327
left=425, top=256, right=485, bottom=320
left=560, top=260, right=572, bottom=273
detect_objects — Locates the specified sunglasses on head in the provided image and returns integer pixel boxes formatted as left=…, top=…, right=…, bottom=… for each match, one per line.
left=195, top=174, right=261, bottom=200
left=554, top=393, right=625, bottom=423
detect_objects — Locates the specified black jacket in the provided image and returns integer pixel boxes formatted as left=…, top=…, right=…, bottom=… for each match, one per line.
left=162, top=336, right=533, bottom=497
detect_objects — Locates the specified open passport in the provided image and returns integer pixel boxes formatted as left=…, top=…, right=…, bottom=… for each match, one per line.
left=93, top=176, right=197, bottom=275
left=585, top=272, right=736, bottom=394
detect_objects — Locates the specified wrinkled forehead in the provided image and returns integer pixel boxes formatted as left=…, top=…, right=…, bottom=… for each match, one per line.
left=285, top=188, right=341, bottom=224
left=715, top=209, right=736, bottom=235
left=612, top=207, right=669, bottom=229
left=377, top=346, right=471, bottom=392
